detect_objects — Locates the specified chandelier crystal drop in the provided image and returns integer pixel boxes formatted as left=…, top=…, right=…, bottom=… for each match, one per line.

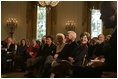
left=38, top=1, right=59, bottom=7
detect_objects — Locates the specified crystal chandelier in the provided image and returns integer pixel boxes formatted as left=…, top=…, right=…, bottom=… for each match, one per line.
left=65, top=20, right=76, bottom=31
left=6, top=18, right=18, bottom=38
left=38, top=1, right=59, bottom=7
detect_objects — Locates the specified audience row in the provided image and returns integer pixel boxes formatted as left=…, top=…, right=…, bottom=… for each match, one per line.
left=1, top=31, right=111, bottom=77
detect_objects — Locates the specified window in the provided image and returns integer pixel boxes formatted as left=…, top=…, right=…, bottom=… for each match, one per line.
left=91, top=9, right=102, bottom=39
left=37, top=6, right=46, bottom=41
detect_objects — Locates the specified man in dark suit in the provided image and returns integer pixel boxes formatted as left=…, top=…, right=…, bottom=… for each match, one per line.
left=2, top=37, right=15, bottom=54
left=42, top=36, right=56, bottom=60
left=58, top=31, right=78, bottom=61
left=1, top=37, right=15, bottom=74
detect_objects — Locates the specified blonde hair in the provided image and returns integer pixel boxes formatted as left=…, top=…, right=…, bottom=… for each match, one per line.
left=56, top=33, right=65, bottom=40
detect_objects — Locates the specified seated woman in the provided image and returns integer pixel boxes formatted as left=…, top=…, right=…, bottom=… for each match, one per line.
left=14, top=39, right=27, bottom=71
left=54, top=33, right=65, bottom=60
left=24, top=39, right=40, bottom=77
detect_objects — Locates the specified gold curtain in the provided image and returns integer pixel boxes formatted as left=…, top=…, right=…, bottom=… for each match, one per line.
left=26, top=2, right=57, bottom=40
left=82, top=2, right=91, bottom=33
left=82, top=1, right=101, bottom=36
left=46, top=7, right=57, bottom=40
left=26, top=1, right=37, bottom=40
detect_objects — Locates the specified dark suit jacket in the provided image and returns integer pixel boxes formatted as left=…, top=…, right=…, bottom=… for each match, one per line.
left=70, top=44, right=88, bottom=66
left=17, top=45, right=27, bottom=55
left=87, top=45, right=97, bottom=60
left=104, top=29, right=117, bottom=72
left=2, top=43, right=15, bottom=54
left=42, top=43, right=56, bottom=58
left=1, top=43, right=15, bottom=59
left=58, top=41, right=78, bottom=60
left=95, top=42, right=104, bottom=57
